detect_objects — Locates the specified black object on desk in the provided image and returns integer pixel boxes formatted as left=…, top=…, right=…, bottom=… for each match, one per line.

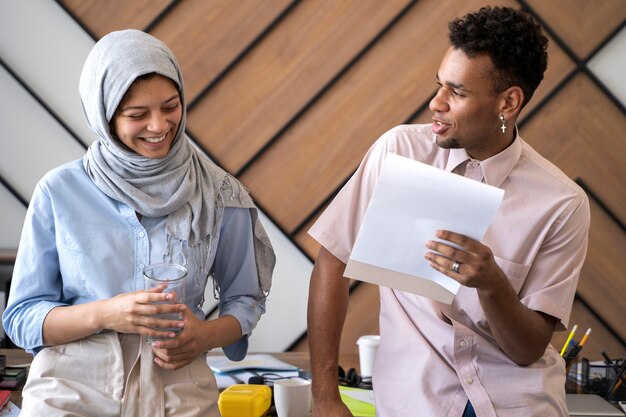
left=570, top=357, right=626, bottom=402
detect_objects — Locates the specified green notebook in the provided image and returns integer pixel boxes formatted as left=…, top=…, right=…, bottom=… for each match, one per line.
left=339, top=386, right=376, bottom=417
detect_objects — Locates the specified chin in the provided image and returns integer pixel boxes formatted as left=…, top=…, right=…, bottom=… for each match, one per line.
left=436, top=136, right=460, bottom=149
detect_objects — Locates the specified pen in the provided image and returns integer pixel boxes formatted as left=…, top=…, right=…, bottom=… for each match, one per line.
left=560, top=324, right=578, bottom=357
left=605, top=356, right=626, bottom=400
left=578, top=328, right=591, bottom=348
left=566, top=345, right=582, bottom=360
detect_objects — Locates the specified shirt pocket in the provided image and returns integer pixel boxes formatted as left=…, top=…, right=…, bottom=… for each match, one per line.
left=493, top=255, right=531, bottom=295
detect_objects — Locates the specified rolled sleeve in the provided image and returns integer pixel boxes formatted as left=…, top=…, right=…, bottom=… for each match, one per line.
left=214, top=207, right=266, bottom=360
left=2, top=182, right=66, bottom=353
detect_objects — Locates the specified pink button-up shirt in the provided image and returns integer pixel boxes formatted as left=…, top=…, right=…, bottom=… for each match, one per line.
left=309, top=124, right=590, bottom=417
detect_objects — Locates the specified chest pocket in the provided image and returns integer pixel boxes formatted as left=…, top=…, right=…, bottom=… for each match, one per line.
left=493, top=255, right=531, bottom=295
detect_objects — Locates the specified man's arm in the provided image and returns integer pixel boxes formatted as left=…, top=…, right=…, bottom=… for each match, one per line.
left=308, top=247, right=353, bottom=417
left=425, top=230, right=557, bottom=366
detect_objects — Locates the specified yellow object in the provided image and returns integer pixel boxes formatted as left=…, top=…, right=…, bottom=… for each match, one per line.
left=218, top=384, right=272, bottom=417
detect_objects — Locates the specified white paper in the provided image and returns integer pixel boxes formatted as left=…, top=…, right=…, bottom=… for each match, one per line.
left=345, top=153, right=504, bottom=304
left=0, top=402, right=20, bottom=417
left=341, top=389, right=375, bottom=405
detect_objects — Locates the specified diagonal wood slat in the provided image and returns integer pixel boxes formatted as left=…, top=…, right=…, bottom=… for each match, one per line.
left=525, top=0, right=626, bottom=59
left=521, top=74, right=626, bottom=224
left=187, top=0, right=413, bottom=174
left=150, top=0, right=294, bottom=104
left=59, top=0, right=173, bottom=39
left=239, top=0, right=518, bottom=233
left=551, top=299, right=626, bottom=361
left=577, top=198, right=626, bottom=341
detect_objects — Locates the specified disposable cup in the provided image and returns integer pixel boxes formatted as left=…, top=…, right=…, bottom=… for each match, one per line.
left=357, top=335, right=380, bottom=377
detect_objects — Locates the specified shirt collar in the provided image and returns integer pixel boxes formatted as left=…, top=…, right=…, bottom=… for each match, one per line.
left=444, top=127, right=522, bottom=188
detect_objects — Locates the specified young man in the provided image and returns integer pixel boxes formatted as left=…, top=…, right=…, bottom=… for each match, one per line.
left=307, top=6, right=590, bottom=417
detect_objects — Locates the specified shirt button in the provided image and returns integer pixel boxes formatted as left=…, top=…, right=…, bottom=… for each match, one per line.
left=139, top=231, right=145, bottom=238
left=139, top=264, right=145, bottom=269
left=459, top=340, right=467, bottom=347
left=466, top=377, right=473, bottom=384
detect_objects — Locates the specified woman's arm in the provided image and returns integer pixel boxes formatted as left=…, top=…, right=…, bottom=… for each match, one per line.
left=151, top=207, right=267, bottom=369
left=43, top=289, right=186, bottom=346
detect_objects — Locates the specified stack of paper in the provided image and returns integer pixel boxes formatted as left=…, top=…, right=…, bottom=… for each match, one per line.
left=339, top=386, right=375, bottom=417
left=207, top=354, right=300, bottom=389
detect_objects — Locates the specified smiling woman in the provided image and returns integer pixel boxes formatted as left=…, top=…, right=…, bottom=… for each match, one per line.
left=111, top=74, right=182, bottom=159
left=2, top=29, right=275, bottom=417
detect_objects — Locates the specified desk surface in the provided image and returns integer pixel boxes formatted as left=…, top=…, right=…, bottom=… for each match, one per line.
left=0, top=348, right=358, bottom=409
left=0, top=249, right=17, bottom=266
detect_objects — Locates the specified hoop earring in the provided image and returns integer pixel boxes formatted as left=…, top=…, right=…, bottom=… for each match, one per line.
left=499, top=114, right=506, bottom=133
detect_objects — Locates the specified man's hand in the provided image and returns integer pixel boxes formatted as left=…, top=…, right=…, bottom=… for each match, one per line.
left=424, top=229, right=557, bottom=366
left=424, top=229, right=506, bottom=292
left=312, top=396, right=353, bottom=417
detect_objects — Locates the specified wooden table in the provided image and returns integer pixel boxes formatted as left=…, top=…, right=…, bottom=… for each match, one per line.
left=0, top=249, right=17, bottom=266
left=0, top=348, right=33, bottom=408
left=0, top=348, right=358, bottom=409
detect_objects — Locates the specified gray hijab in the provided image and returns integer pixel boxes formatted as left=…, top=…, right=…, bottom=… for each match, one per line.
left=81, top=30, right=274, bottom=292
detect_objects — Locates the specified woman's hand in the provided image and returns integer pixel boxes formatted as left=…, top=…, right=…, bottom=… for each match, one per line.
left=150, top=311, right=208, bottom=370
left=100, top=286, right=185, bottom=337
left=42, top=286, right=185, bottom=347
left=150, top=313, right=244, bottom=370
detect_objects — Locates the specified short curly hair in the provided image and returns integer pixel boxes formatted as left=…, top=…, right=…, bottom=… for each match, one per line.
left=448, top=6, right=548, bottom=108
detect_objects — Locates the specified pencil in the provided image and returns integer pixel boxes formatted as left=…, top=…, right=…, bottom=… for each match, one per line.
left=578, top=328, right=592, bottom=348
left=560, top=324, right=578, bottom=357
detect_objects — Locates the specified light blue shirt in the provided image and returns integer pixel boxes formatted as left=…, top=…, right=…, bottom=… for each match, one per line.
left=3, top=159, right=264, bottom=359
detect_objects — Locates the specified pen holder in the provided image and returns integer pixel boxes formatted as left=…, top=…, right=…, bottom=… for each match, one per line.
left=568, top=358, right=626, bottom=401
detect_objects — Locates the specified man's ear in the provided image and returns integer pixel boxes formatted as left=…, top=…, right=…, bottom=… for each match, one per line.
left=499, top=86, right=524, bottom=119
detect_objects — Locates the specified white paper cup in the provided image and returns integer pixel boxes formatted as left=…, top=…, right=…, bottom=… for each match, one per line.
left=143, top=263, right=187, bottom=344
left=274, top=378, right=312, bottom=417
left=357, top=335, right=380, bottom=377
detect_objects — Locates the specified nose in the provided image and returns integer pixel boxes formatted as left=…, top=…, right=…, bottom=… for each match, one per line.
left=429, top=88, right=448, bottom=113
left=147, top=112, right=169, bottom=132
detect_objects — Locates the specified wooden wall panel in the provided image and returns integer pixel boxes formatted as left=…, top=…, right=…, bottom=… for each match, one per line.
left=526, top=0, right=626, bottom=58
left=187, top=0, right=412, bottom=173
left=518, top=34, right=574, bottom=121
left=240, top=0, right=517, bottom=233
left=577, top=199, right=626, bottom=341
left=294, top=212, right=323, bottom=260
left=59, top=0, right=173, bottom=38
left=150, top=0, right=293, bottom=103
left=291, top=281, right=380, bottom=355
left=575, top=77, right=626, bottom=223
left=551, top=300, right=626, bottom=362
left=521, top=74, right=626, bottom=225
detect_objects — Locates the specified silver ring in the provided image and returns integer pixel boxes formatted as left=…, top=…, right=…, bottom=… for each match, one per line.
left=452, top=261, right=461, bottom=273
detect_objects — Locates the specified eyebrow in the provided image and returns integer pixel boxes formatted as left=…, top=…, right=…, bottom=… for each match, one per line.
left=435, top=74, right=468, bottom=92
left=119, top=94, right=180, bottom=112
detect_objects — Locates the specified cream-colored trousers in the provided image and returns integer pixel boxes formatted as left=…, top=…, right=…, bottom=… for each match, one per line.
left=21, top=332, right=220, bottom=417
